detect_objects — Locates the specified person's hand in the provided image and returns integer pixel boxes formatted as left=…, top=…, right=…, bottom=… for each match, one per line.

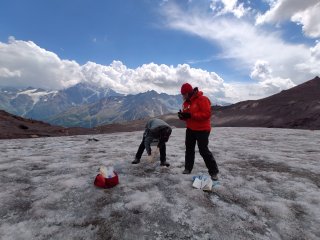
left=148, top=153, right=156, bottom=162
left=178, top=110, right=191, bottom=119
left=178, top=110, right=191, bottom=120
left=154, top=147, right=159, bottom=156
left=147, top=154, right=154, bottom=162
left=148, top=147, right=159, bottom=162
left=178, top=110, right=183, bottom=120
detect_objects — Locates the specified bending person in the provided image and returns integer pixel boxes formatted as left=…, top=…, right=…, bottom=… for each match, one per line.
left=132, top=118, right=172, bottom=167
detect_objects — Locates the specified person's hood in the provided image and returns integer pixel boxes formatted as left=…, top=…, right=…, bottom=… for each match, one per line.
left=190, top=88, right=203, bottom=100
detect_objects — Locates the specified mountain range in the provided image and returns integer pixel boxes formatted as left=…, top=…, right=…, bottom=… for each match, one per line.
left=46, top=90, right=182, bottom=128
left=0, top=76, right=319, bottom=139
left=0, top=83, right=183, bottom=127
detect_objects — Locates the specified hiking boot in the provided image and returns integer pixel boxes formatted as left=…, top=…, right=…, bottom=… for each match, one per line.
left=160, top=162, right=170, bottom=167
left=211, top=174, right=218, bottom=181
left=182, top=169, right=191, bottom=174
left=132, top=158, right=140, bottom=164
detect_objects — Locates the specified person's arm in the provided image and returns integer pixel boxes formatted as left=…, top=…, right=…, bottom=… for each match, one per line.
left=144, top=131, right=153, bottom=155
left=191, top=97, right=211, bottom=121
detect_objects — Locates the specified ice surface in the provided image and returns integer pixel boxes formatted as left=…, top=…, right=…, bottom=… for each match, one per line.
left=0, top=128, right=319, bottom=239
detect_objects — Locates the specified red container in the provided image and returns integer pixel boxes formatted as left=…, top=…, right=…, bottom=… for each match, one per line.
left=94, top=172, right=119, bottom=188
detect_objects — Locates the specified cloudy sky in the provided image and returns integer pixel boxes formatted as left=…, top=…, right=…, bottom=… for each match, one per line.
left=0, top=0, right=319, bottom=103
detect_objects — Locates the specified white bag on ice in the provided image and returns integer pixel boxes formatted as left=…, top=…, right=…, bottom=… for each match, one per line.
left=99, top=166, right=115, bottom=178
left=192, top=175, right=213, bottom=191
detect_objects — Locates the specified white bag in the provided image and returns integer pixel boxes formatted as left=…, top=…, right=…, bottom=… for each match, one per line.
left=99, top=166, right=115, bottom=178
left=192, top=175, right=213, bottom=191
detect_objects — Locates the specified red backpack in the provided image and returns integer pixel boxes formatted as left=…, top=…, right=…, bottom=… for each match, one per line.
left=94, top=171, right=119, bottom=188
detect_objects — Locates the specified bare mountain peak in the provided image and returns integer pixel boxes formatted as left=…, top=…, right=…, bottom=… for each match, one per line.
left=139, top=90, right=158, bottom=95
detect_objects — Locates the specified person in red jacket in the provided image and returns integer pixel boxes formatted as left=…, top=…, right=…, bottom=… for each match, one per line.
left=178, top=83, right=219, bottom=180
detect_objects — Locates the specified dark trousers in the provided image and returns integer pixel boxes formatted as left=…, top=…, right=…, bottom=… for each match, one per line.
left=135, top=137, right=166, bottom=162
left=185, top=128, right=219, bottom=175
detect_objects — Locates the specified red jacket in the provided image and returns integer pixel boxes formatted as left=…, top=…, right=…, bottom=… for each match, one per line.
left=181, top=90, right=212, bottom=131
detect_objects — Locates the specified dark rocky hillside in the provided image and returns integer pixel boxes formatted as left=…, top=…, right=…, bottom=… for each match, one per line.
left=0, top=110, right=147, bottom=139
left=0, top=110, right=109, bottom=139
left=211, top=76, right=320, bottom=129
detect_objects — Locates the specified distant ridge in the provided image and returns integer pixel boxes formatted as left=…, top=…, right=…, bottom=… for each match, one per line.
left=1, top=76, right=319, bottom=139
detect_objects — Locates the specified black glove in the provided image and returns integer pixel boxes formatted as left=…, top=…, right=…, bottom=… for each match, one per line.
left=181, top=112, right=191, bottom=119
left=178, top=110, right=183, bottom=120
left=178, top=110, right=191, bottom=120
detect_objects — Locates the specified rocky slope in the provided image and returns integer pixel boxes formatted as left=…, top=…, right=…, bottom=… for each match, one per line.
left=0, top=110, right=68, bottom=139
left=211, top=76, right=320, bottom=129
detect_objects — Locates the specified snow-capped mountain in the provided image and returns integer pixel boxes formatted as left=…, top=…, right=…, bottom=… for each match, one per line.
left=46, top=90, right=182, bottom=128
left=25, top=83, right=123, bottom=120
left=0, top=84, right=182, bottom=127
left=0, top=83, right=123, bottom=122
left=62, top=82, right=122, bottom=105
left=0, top=87, right=56, bottom=116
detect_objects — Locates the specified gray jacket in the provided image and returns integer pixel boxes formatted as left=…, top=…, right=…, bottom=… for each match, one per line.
left=143, top=118, right=171, bottom=155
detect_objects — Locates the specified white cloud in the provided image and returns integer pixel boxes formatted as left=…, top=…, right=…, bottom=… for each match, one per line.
left=0, top=38, right=227, bottom=101
left=210, top=0, right=249, bottom=18
left=250, top=60, right=272, bottom=80
left=81, top=61, right=226, bottom=98
left=222, top=59, right=296, bottom=103
left=222, top=59, right=296, bottom=102
left=295, top=41, right=320, bottom=75
left=224, top=82, right=268, bottom=102
left=256, top=0, right=320, bottom=38
left=0, top=36, right=309, bottom=103
left=0, top=67, right=21, bottom=78
left=224, top=77, right=295, bottom=103
left=291, top=3, right=320, bottom=38
left=250, top=60, right=295, bottom=95
left=310, top=40, right=320, bottom=58
left=0, top=37, right=82, bottom=89
left=160, top=1, right=319, bottom=99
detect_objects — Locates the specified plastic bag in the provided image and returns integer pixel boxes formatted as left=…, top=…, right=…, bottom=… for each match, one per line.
left=192, top=175, right=213, bottom=191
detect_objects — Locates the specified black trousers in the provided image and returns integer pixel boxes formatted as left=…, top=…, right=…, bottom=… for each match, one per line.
left=135, top=137, right=166, bottom=162
left=185, top=128, right=219, bottom=175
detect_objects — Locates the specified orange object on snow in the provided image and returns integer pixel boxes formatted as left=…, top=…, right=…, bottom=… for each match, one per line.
left=94, top=172, right=119, bottom=188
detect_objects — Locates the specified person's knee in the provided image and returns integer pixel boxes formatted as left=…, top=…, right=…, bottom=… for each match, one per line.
left=199, top=148, right=212, bottom=157
left=186, top=149, right=195, bottom=154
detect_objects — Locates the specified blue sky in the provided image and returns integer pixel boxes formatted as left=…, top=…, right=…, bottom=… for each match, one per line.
left=0, top=0, right=320, bottom=103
